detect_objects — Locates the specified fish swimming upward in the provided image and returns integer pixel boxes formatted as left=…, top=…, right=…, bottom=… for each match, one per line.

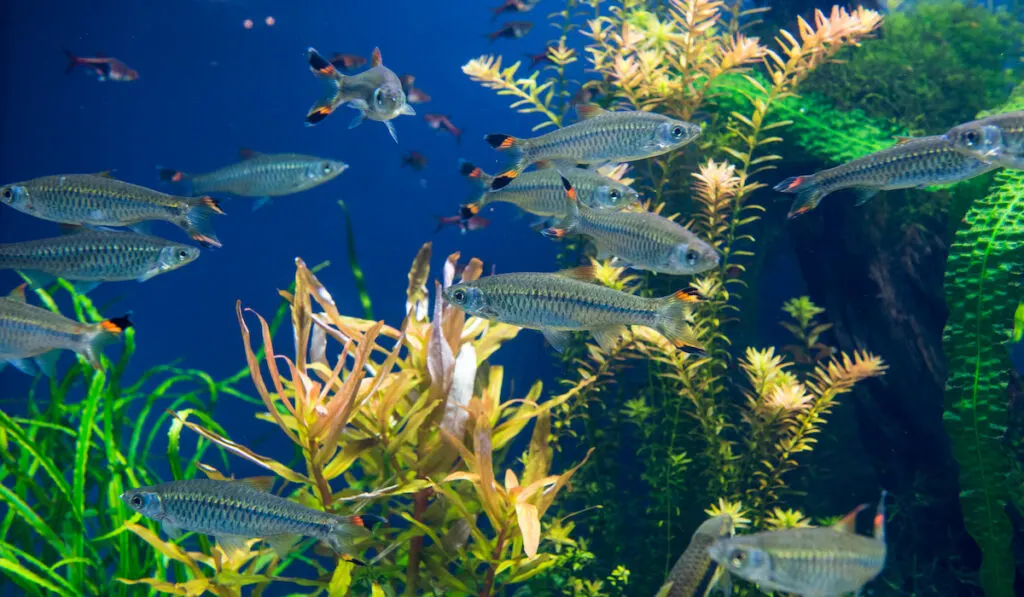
left=775, top=135, right=998, bottom=218
left=655, top=514, right=735, bottom=597
left=304, top=47, right=415, bottom=143
left=442, top=267, right=705, bottom=354
left=64, top=49, right=138, bottom=81
left=544, top=176, right=720, bottom=276
left=159, top=149, right=348, bottom=210
left=0, top=227, right=199, bottom=288
left=122, top=478, right=378, bottom=560
left=709, top=492, right=888, bottom=597
left=460, top=162, right=639, bottom=218
left=1, top=173, right=225, bottom=248
left=944, top=110, right=1024, bottom=170
left=0, top=285, right=131, bottom=377
left=484, top=104, right=701, bottom=189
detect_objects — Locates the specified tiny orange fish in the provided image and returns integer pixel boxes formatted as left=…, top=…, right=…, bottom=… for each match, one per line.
left=329, top=53, right=366, bottom=72
left=425, top=114, right=462, bottom=144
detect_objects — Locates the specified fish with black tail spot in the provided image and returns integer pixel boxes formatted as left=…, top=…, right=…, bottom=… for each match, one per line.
left=1, top=173, right=225, bottom=248
left=443, top=267, right=705, bottom=354
left=304, top=47, right=415, bottom=143
left=484, top=104, right=700, bottom=190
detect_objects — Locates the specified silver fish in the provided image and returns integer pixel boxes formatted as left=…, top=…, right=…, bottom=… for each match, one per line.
left=0, top=285, right=130, bottom=377
left=305, top=47, right=415, bottom=142
left=484, top=104, right=700, bottom=190
left=775, top=135, right=997, bottom=218
left=709, top=493, right=887, bottom=597
left=159, top=149, right=348, bottom=210
left=545, top=176, right=719, bottom=275
left=0, top=228, right=199, bottom=285
left=121, top=478, right=377, bottom=559
left=656, top=515, right=734, bottom=597
left=944, top=110, right=1024, bottom=170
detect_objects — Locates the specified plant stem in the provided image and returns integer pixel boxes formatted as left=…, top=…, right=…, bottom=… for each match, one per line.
left=480, top=522, right=509, bottom=597
left=404, top=488, right=430, bottom=596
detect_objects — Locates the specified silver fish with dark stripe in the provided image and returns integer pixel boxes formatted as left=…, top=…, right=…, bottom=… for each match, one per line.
left=775, top=135, right=997, bottom=218
left=442, top=268, right=704, bottom=354
left=544, top=176, right=719, bottom=275
left=0, top=285, right=131, bottom=376
left=945, top=110, right=1024, bottom=170
left=709, top=493, right=887, bottom=597
left=0, top=228, right=199, bottom=283
left=656, top=515, right=734, bottom=597
left=122, top=478, right=375, bottom=558
left=484, top=104, right=700, bottom=190
left=159, top=149, right=348, bottom=210
left=0, top=173, right=225, bottom=247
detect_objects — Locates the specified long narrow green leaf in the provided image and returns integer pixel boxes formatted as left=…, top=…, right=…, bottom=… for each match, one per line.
left=0, top=557, right=73, bottom=597
left=0, top=411, right=72, bottom=508
left=0, top=484, right=65, bottom=554
left=338, top=200, right=374, bottom=320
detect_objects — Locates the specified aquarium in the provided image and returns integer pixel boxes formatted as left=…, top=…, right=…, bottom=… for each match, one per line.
left=0, top=1, right=1022, bottom=596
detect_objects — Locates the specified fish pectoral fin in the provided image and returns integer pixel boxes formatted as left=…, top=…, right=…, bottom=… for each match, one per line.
left=215, top=535, right=251, bottom=559
left=137, top=268, right=161, bottom=283
left=541, top=329, right=573, bottom=353
left=71, top=281, right=100, bottom=295
left=265, top=534, right=300, bottom=559
left=8, top=358, right=40, bottom=376
left=161, top=521, right=184, bottom=540
left=348, top=111, right=367, bottom=130
left=399, top=103, right=416, bottom=116
left=251, top=197, right=272, bottom=211
left=719, top=570, right=733, bottom=597
left=853, top=187, right=879, bottom=206
left=384, top=121, right=399, bottom=143
left=590, top=325, right=626, bottom=352
left=347, top=98, right=369, bottom=111
left=15, top=269, right=56, bottom=290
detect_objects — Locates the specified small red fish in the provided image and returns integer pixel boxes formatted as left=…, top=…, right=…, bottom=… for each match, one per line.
left=400, top=74, right=416, bottom=89
left=424, top=114, right=462, bottom=144
left=526, top=48, right=553, bottom=69
left=435, top=213, right=489, bottom=234
left=329, top=53, right=367, bottom=72
left=400, top=74, right=431, bottom=104
left=491, top=0, right=538, bottom=21
left=402, top=151, right=428, bottom=170
left=64, top=49, right=138, bottom=82
left=486, top=21, right=533, bottom=43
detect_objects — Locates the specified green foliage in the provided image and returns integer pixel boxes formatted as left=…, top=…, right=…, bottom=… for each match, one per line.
left=774, top=92, right=905, bottom=164
left=802, top=0, right=1022, bottom=133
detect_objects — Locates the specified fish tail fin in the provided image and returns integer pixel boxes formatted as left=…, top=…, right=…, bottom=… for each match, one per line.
left=63, top=48, right=81, bottom=74
left=183, top=196, right=225, bottom=248
left=157, top=167, right=195, bottom=195
left=305, top=47, right=345, bottom=126
left=433, top=215, right=450, bottom=233
left=774, top=175, right=827, bottom=219
left=484, top=134, right=529, bottom=190
left=84, top=315, right=132, bottom=369
left=654, top=289, right=706, bottom=356
left=541, top=175, right=583, bottom=239
left=459, top=159, right=495, bottom=188
left=323, top=513, right=382, bottom=560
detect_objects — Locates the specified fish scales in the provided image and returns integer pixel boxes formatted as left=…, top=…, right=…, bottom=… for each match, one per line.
left=1, top=299, right=94, bottom=357
left=534, top=113, right=673, bottom=162
left=817, top=137, right=991, bottom=189
left=660, top=515, right=733, bottom=597
left=482, top=169, right=636, bottom=215
left=17, top=175, right=188, bottom=222
left=191, top=154, right=337, bottom=196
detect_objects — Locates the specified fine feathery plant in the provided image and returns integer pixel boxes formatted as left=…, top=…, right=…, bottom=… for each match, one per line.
left=942, top=88, right=1024, bottom=597
left=119, top=247, right=601, bottom=596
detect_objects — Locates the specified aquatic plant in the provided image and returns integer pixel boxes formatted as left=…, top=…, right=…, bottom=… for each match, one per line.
left=117, top=247, right=599, bottom=596
left=942, top=91, right=1024, bottom=597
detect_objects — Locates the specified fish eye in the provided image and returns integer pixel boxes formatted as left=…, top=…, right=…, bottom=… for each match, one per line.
left=373, top=88, right=385, bottom=107
left=452, top=289, right=467, bottom=302
left=671, top=125, right=684, bottom=139
left=322, top=162, right=332, bottom=174
left=686, top=249, right=700, bottom=265
left=130, top=495, right=143, bottom=508
left=609, top=189, right=621, bottom=201
left=2, top=188, right=10, bottom=200
left=176, top=249, right=190, bottom=260
left=964, top=130, right=980, bottom=146
left=728, top=548, right=747, bottom=568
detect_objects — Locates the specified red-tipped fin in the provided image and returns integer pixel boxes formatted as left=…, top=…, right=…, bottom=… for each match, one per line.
left=237, top=476, right=275, bottom=492
left=491, top=170, right=520, bottom=190
left=307, top=48, right=337, bottom=78
left=7, top=284, right=27, bottom=303
left=556, top=265, right=596, bottom=281
left=893, top=135, right=915, bottom=146
left=559, top=175, right=579, bottom=203
left=94, top=170, right=115, bottom=179
left=484, top=133, right=518, bottom=150
left=199, top=196, right=225, bottom=215
left=575, top=103, right=608, bottom=121
left=100, top=315, right=133, bottom=335
left=874, top=490, right=888, bottom=542
left=371, top=47, right=382, bottom=67
left=832, top=503, right=870, bottom=534
left=672, top=288, right=701, bottom=303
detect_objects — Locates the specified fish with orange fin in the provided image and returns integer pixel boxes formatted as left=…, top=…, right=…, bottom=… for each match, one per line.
left=526, top=47, right=554, bottom=69
left=710, top=492, right=888, bottom=597
left=402, top=151, right=428, bottom=171
left=486, top=21, right=533, bottom=42
left=400, top=74, right=431, bottom=104
left=0, top=284, right=132, bottom=377
left=64, top=49, right=138, bottom=81
left=443, top=267, right=704, bottom=354
left=329, top=53, right=367, bottom=72
left=304, top=47, right=415, bottom=143
left=435, top=211, right=489, bottom=234
left=425, top=114, right=463, bottom=144
left=484, top=103, right=700, bottom=190
left=491, top=0, right=541, bottom=20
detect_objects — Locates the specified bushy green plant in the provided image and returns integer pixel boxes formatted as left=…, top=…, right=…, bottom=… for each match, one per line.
left=801, top=0, right=1022, bottom=134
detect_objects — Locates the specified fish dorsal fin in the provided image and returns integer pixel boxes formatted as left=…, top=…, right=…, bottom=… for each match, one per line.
left=893, top=136, right=915, bottom=146
left=575, top=103, right=608, bottom=121
left=237, top=476, right=276, bottom=492
left=239, top=148, right=262, bottom=160
left=874, top=490, right=888, bottom=542
left=371, top=47, right=383, bottom=67
left=8, top=284, right=27, bottom=303
left=534, top=160, right=552, bottom=170
left=94, top=170, right=115, bottom=178
left=557, top=265, right=596, bottom=281
left=832, top=503, right=869, bottom=534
